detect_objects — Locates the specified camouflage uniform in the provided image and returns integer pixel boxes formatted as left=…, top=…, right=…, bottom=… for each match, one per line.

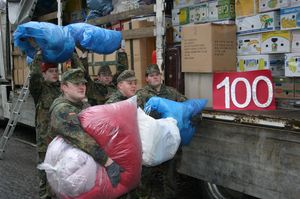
left=137, top=84, right=187, bottom=108
left=136, top=64, right=188, bottom=199
left=105, top=70, right=140, bottom=199
left=48, top=69, right=108, bottom=166
left=29, top=53, right=61, bottom=199
left=105, top=70, right=136, bottom=104
left=76, top=55, right=116, bottom=105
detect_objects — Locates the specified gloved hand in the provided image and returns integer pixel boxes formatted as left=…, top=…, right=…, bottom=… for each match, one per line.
left=105, top=161, right=123, bottom=187
left=149, top=110, right=161, bottom=119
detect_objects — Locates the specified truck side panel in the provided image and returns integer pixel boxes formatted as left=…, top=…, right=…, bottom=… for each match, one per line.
left=178, top=119, right=300, bottom=199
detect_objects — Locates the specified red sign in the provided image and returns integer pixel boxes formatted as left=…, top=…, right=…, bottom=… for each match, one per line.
left=213, top=70, right=276, bottom=110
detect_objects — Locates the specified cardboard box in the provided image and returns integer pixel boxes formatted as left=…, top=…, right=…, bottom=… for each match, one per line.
left=273, top=77, right=294, bottom=98
left=174, top=0, right=196, bottom=8
left=259, top=0, right=289, bottom=12
left=237, top=54, right=285, bottom=76
left=218, top=0, right=235, bottom=20
left=124, top=20, right=156, bottom=88
left=261, top=31, right=291, bottom=54
left=184, top=73, right=213, bottom=107
left=235, top=0, right=258, bottom=18
left=292, top=30, right=300, bottom=53
left=189, top=3, right=208, bottom=24
left=208, top=1, right=218, bottom=21
left=236, top=11, right=280, bottom=34
left=173, top=25, right=182, bottom=43
left=179, top=7, right=190, bottom=25
left=181, top=23, right=236, bottom=73
left=290, top=0, right=300, bottom=7
left=172, top=8, right=180, bottom=26
left=280, top=6, right=300, bottom=30
left=285, top=53, right=300, bottom=76
left=237, top=33, right=262, bottom=55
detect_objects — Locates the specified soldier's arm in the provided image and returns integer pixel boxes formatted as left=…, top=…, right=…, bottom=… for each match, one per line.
left=51, top=105, right=109, bottom=165
left=29, top=53, right=43, bottom=104
left=170, top=87, right=188, bottom=102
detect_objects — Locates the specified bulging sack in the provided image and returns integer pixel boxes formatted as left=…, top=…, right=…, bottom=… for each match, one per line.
left=137, top=108, right=181, bottom=166
left=13, top=21, right=75, bottom=63
left=65, top=23, right=122, bottom=54
left=39, top=97, right=142, bottom=199
left=145, top=97, right=207, bottom=145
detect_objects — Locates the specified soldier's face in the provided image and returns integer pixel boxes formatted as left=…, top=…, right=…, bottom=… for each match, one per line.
left=118, top=80, right=137, bottom=98
left=146, top=72, right=162, bottom=88
left=98, top=74, right=112, bottom=85
left=61, top=82, right=86, bottom=103
left=43, top=68, right=58, bottom=82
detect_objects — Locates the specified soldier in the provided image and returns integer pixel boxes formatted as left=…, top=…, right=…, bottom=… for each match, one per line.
left=136, top=64, right=188, bottom=199
left=137, top=64, right=187, bottom=108
left=95, top=64, right=116, bottom=98
left=106, top=70, right=137, bottom=104
left=29, top=50, right=61, bottom=199
left=74, top=50, right=116, bottom=105
left=48, top=68, right=123, bottom=190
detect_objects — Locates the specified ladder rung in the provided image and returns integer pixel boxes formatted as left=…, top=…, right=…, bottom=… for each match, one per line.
left=13, top=111, right=20, bottom=115
left=8, top=123, right=15, bottom=127
left=17, top=99, right=25, bottom=102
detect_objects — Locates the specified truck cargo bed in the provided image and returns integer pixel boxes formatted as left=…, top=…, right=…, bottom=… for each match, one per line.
left=202, top=109, right=300, bottom=131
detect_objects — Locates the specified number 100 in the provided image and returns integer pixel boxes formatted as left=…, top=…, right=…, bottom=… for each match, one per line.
left=216, top=76, right=273, bottom=109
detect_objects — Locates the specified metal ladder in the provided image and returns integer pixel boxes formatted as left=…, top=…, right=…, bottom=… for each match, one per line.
left=0, top=75, right=31, bottom=159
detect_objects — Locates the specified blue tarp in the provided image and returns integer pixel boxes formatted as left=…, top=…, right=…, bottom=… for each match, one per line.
left=13, top=21, right=75, bottom=63
left=145, top=97, right=207, bottom=145
left=65, top=23, right=122, bottom=54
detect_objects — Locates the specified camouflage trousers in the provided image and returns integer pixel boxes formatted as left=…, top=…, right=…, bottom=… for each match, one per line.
left=38, top=152, right=55, bottom=199
left=118, top=157, right=178, bottom=199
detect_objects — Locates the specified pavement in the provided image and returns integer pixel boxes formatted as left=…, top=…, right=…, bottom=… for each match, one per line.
left=0, top=125, right=202, bottom=199
left=0, top=137, right=38, bottom=199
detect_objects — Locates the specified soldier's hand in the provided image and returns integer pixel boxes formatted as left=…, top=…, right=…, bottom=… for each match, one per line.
left=105, top=160, right=123, bottom=187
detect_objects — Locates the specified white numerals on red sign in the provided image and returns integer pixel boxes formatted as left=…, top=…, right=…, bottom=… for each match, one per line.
left=216, top=76, right=273, bottom=109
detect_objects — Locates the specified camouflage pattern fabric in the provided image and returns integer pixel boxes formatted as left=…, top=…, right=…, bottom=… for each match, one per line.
left=61, top=68, right=87, bottom=83
left=136, top=84, right=187, bottom=109
left=29, top=54, right=61, bottom=153
left=136, top=84, right=187, bottom=199
left=98, top=64, right=112, bottom=75
left=48, top=96, right=108, bottom=165
left=29, top=53, right=61, bottom=199
left=112, top=51, right=129, bottom=86
left=145, top=64, right=160, bottom=76
left=76, top=55, right=116, bottom=105
left=105, top=90, right=128, bottom=104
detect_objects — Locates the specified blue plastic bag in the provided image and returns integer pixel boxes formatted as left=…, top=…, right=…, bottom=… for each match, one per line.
left=65, top=23, right=122, bottom=54
left=145, top=97, right=207, bottom=145
left=13, top=21, right=75, bottom=63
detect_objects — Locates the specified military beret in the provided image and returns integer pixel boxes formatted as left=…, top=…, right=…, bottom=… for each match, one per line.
left=40, top=62, right=58, bottom=73
left=61, top=68, right=87, bottom=84
left=145, top=64, right=160, bottom=76
left=117, top=70, right=136, bottom=83
left=98, top=64, right=112, bottom=75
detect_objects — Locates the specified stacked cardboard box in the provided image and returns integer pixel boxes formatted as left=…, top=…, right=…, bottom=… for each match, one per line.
left=123, top=19, right=156, bottom=89
left=181, top=23, right=237, bottom=107
left=12, top=48, right=28, bottom=85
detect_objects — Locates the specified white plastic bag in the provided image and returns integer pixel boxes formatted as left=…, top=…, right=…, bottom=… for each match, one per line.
left=37, top=136, right=97, bottom=198
left=137, top=108, right=181, bottom=166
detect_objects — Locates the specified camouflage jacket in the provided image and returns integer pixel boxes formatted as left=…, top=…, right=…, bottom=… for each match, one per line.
left=76, top=56, right=116, bottom=105
left=136, top=84, right=187, bottom=109
left=105, top=90, right=128, bottom=104
left=29, top=54, right=61, bottom=152
left=49, top=96, right=108, bottom=165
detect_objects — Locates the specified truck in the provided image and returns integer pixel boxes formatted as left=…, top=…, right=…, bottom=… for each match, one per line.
left=1, top=0, right=300, bottom=199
